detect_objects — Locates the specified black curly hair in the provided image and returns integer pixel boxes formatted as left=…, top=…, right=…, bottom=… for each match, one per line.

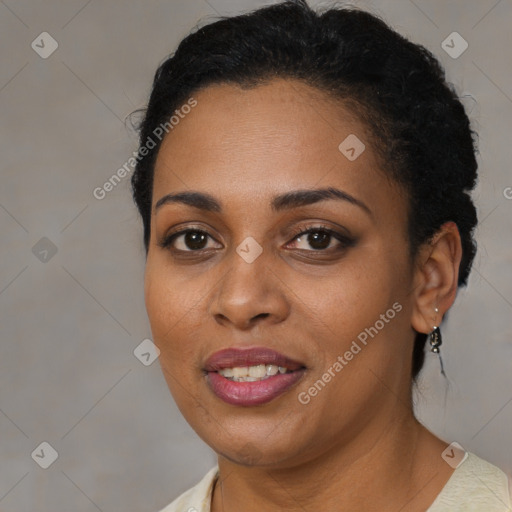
left=131, top=0, right=478, bottom=380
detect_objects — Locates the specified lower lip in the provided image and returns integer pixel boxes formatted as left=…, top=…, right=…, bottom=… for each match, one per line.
left=207, top=370, right=305, bottom=406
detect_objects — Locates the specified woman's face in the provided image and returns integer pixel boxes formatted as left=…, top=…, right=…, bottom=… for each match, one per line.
left=145, top=79, right=419, bottom=468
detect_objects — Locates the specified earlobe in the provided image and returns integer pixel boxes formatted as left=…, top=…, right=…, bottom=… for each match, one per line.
left=410, top=221, right=463, bottom=335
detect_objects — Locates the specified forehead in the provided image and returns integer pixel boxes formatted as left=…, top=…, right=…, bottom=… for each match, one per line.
left=152, top=79, right=402, bottom=217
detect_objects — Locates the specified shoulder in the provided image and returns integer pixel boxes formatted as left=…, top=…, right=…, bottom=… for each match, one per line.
left=158, top=466, right=219, bottom=512
left=157, top=455, right=511, bottom=512
left=427, top=452, right=512, bottom=512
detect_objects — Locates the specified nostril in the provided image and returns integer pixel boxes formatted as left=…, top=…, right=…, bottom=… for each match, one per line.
left=254, top=313, right=270, bottom=320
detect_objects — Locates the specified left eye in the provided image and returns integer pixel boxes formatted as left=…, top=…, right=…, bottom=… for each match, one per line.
left=287, top=228, right=350, bottom=251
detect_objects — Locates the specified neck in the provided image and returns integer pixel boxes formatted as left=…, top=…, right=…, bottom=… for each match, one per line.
left=211, top=412, right=453, bottom=512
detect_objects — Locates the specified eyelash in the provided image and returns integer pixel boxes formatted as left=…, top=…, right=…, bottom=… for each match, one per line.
left=159, top=223, right=355, bottom=255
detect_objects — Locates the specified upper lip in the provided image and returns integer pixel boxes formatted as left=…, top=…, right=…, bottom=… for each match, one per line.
left=204, top=347, right=305, bottom=372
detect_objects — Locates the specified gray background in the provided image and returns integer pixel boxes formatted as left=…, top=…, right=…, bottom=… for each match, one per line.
left=0, top=0, right=511, bottom=510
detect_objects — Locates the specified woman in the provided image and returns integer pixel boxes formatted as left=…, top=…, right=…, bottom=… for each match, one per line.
left=130, top=1, right=512, bottom=510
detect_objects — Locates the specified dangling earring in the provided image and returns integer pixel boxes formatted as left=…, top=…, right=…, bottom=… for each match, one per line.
left=429, top=326, right=442, bottom=353
left=429, top=308, right=446, bottom=376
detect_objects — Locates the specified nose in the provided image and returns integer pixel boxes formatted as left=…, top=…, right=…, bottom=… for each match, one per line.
left=209, top=246, right=290, bottom=331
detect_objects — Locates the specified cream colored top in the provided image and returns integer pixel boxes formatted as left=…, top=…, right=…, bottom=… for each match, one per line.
left=159, top=452, right=512, bottom=512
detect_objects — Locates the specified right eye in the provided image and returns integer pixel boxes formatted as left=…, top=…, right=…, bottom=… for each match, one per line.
left=159, top=229, right=222, bottom=252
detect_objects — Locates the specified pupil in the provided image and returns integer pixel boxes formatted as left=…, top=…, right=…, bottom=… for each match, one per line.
left=186, top=232, right=207, bottom=250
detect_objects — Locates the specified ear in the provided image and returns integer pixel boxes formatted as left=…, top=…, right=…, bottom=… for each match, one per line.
left=410, top=221, right=463, bottom=335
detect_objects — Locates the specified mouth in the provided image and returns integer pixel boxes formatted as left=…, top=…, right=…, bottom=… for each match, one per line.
left=204, top=347, right=306, bottom=406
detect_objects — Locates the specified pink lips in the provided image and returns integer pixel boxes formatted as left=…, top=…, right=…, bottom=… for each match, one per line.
left=204, top=347, right=306, bottom=407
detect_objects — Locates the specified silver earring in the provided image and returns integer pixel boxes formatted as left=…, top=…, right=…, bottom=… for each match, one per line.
left=429, top=308, right=446, bottom=376
left=429, top=326, right=442, bottom=353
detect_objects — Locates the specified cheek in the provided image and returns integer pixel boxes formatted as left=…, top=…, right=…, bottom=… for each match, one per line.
left=145, top=268, right=205, bottom=410
left=144, top=259, right=202, bottom=366
left=306, top=257, right=396, bottom=330
left=298, top=256, right=409, bottom=391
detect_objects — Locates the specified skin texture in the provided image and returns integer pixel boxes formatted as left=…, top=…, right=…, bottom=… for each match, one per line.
left=144, top=79, right=463, bottom=511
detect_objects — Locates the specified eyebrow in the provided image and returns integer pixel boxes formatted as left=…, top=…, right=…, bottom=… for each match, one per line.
left=154, top=186, right=372, bottom=216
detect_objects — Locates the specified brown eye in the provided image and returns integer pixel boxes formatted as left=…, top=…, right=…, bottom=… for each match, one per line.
left=160, top=229, right=221, bottom=252
left=301, top=231, right=331, bottom=250
left=288, top=226, right=354, bottom=252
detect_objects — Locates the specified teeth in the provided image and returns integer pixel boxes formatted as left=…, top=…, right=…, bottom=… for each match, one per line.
left=248, top=365, right=266, bottom=378
left=221, top=368, right=234, bottom=378
left=232, top=367, right=249, bottom=378
left=266, top=365, right=278, bottom=376
left=218, top=364, right=292, bottom=381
